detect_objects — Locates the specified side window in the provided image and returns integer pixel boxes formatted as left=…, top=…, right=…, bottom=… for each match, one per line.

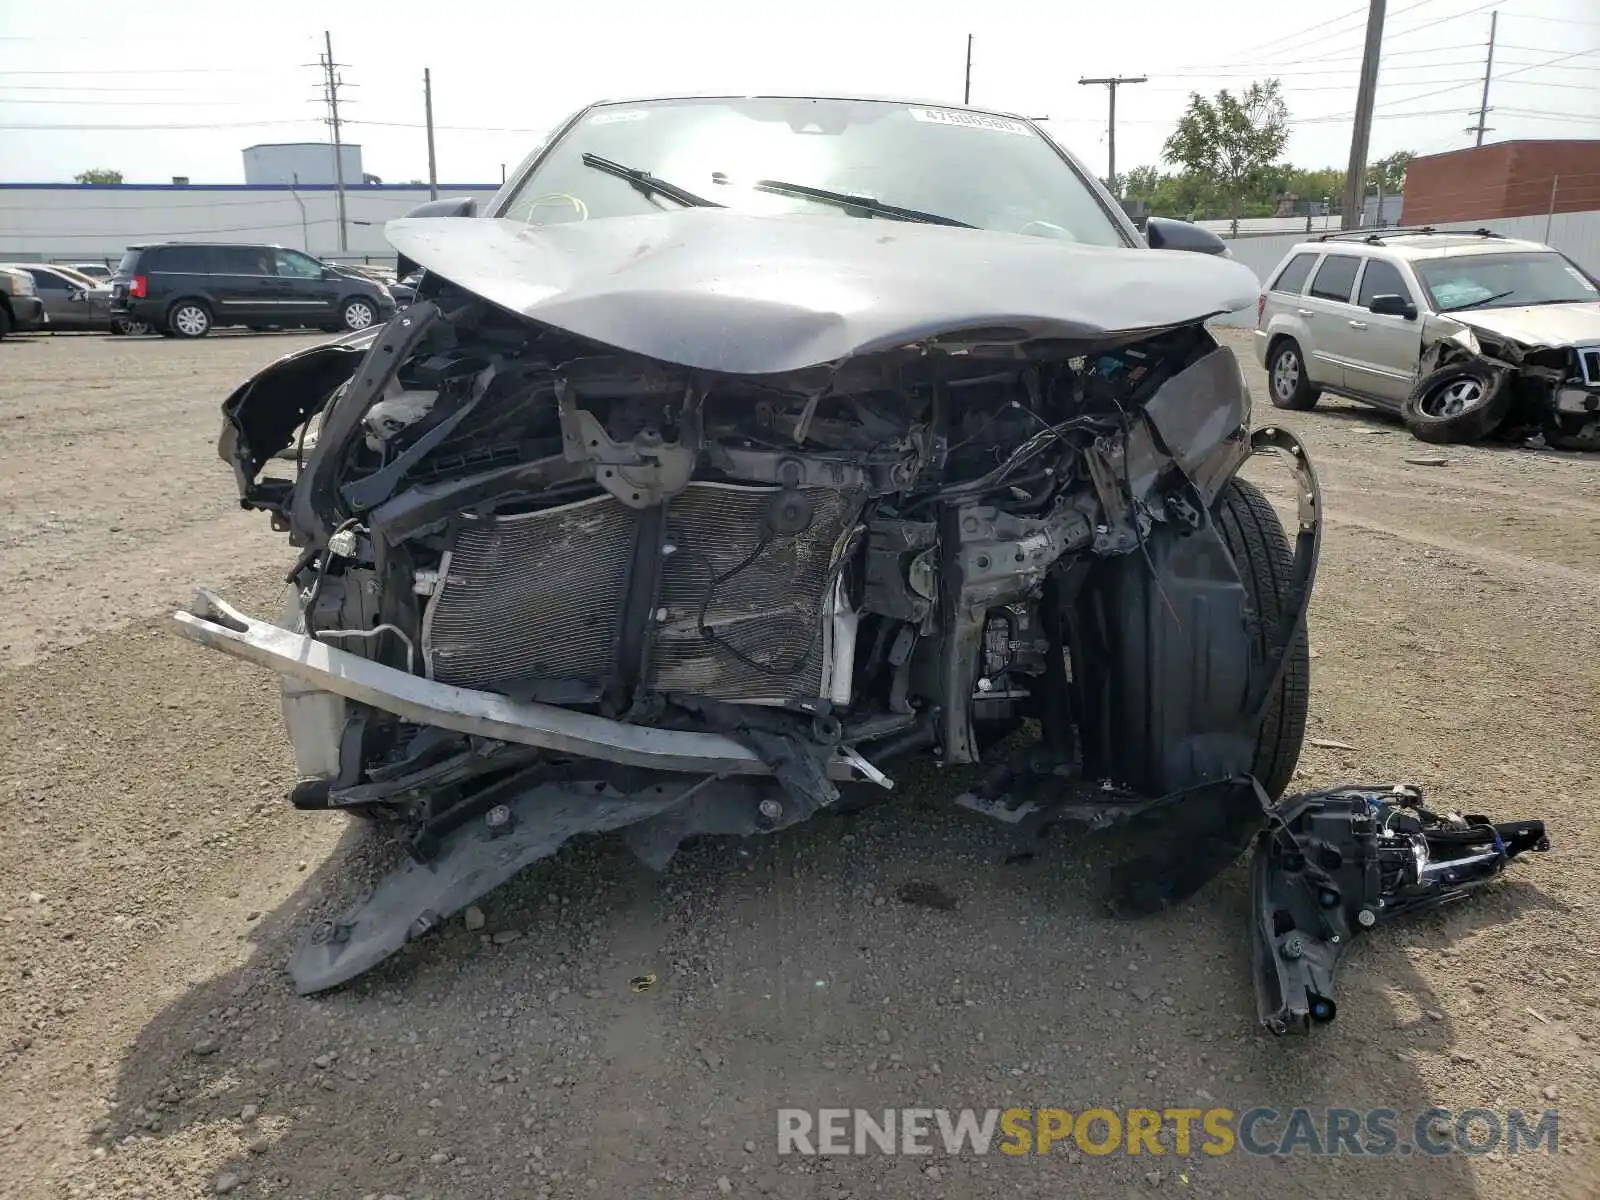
left=275, top=249, right=324, bottom=279
left=1309, top=255, right=1361, bottom=303
left=149, top=246, right=213, bottom=273
left=1271, top=253, right=1316, bottom=295
left=214, top=247, right=273, bottom=275
left=1357, top=259, right=1414, bottom=308
left=29, top=269, right=68, bottom=291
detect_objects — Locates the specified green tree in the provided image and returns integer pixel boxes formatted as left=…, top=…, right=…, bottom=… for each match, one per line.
left=1161, top=79, right=1290, bottom=219
left=1367, top=150, right=1412, bottom=195
left=74, top=168, right=124, bottom=185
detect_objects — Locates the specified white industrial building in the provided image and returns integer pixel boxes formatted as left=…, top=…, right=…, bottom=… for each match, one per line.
left=0, top=181, right=501, bottom=267
left=242, top=142, right=368, bottom=187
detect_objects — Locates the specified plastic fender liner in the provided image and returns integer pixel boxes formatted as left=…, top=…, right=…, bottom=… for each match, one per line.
left=1240, top=424, right=1322, bottom=731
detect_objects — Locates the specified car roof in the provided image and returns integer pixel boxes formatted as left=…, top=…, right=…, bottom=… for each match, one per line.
left=1289, top=231, right=1554, bottom=262
left=127, top=242, right=288, bottom=253
left=2, top=262, right=74, bottom=278
left=583, top=91, right=1036, bottom=122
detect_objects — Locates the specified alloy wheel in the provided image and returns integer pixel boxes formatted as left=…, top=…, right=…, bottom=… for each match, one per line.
left=1420, top=378, right=1484, bottom=419
left=1272, top=350, right=1299, bottom=401
left=172, top=305, right=209, bottom=337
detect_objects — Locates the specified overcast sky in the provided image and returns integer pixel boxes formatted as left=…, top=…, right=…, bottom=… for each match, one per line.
left=2, top=0, right=1597, bottom=185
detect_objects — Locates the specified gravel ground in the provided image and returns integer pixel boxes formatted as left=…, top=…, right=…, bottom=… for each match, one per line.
left=0, top=327, right=1595, bottom=1200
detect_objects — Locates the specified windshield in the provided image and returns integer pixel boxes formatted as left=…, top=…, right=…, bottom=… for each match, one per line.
left=1416, top=251, right=1600, bottom=312
left=497, top=97, right=1129, bottom=247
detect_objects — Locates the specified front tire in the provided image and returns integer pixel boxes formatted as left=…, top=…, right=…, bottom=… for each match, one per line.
left=167, top=300, right=212, bottom=339
left=1403, top=362, right=1510, bottom=444
left=340, top=298, right=377, bottom=332
left=1267, top=339, right=1319, bottom=411
left=1213, top=477, right=1309, bottom=799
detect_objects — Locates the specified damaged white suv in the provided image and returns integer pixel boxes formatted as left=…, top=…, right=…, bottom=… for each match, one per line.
left=1256, top=228, right=1600, bottom=448
left=170, top=95, right=1551, bottom=1033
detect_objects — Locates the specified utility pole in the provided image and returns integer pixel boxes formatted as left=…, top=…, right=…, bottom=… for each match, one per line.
left=317, top=30, right=350, bottom=252
left=424, top=67, right=438, bottom=200
left=964, top=34, right=973, bottom=105
left=1468, top=10, right=1498, bottom=146
left=1341, top=0, right=1386, bottom=229
left=1078, top=76, right=1147, bottom=196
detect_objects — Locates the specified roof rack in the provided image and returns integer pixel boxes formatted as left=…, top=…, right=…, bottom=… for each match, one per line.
left=1315, top=225, right=1504, bottom=245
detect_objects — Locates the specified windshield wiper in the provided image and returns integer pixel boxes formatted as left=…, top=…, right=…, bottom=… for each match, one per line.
left=1443, top=289, right=1516, bottom=312
left=751, top=178, right=975, bottom=228
left=580, top=153, right=722, bottom=209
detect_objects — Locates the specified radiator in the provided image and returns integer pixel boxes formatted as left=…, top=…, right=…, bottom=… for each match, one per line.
left=422, top=482, right=855, bottom=705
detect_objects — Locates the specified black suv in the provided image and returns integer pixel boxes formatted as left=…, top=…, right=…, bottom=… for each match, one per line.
left=110, top=243, right=396, bottom=339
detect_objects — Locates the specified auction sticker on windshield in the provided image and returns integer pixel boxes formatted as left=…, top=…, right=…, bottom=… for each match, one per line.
left=588, top=109, right=650, bottom=125
left=907, top=107, right=1031, bottom=136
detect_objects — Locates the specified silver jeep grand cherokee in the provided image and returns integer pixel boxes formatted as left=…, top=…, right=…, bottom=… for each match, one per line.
left=1255, top=227, right=1600, bottom=449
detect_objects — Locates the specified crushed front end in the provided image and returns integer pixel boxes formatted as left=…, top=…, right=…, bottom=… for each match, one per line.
left=174, top=213, right=1331, bottom=994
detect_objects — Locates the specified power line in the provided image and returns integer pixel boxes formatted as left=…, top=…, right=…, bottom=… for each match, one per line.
left=0, top=66, right=295, bottom=76
left=1150, top=57, right=1491, bottom=79
left=1216, top=0, right=1436, bottom=64
left=3, top=118, right=318, bottom=130
left=0, top=96, right=274, bottom=106
left=1385, top=0, right=1501, bottom=41
left=1497, top=12, right=1600, bottom=29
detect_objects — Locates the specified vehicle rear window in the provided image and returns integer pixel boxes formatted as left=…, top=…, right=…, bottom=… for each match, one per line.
left=115, top=249, right=141, bottom=275
left=146, top=245, right=214, bottom=273
left=1271, top=253, right=1316, bottom=294
left=1357, top=259, right=1413, bottom=307
left=1309, top=255, right=1360, bottom=303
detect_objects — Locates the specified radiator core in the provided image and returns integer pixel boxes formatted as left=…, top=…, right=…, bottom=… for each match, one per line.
left=422, top=482, right=854, bottom=705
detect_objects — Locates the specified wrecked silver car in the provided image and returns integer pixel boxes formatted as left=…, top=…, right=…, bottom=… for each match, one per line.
left=174, top=94, right=1348, bottom=1008
left=1257, top=228, right=1600, bottom=449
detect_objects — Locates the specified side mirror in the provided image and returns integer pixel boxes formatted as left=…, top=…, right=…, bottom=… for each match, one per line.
left=321, top=267, right=338, bottom=280
left=1145, top=216, right=1230, bottom=257
left=395, top=196, right=478, bottom=279
left=67, top=288, right=86, bottom=303
left=1369, top=293, right=1417, bottom=319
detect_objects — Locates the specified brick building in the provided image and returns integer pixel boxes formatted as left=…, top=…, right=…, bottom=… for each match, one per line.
left=1401, top=140, right=1600, bottom=225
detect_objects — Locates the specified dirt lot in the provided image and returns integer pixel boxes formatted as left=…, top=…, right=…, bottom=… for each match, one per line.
left=0, top=327, right=1595, bottom=1200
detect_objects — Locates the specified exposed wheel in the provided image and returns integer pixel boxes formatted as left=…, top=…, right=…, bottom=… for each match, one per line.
left=340, top=298, right=376, bottom=332
left=1402, top=361, right=1510, bottom=444
left=0, top=306, right=13, bottom=340
left=112, top=316, right=152, bottom=336
left=1213, top=476, right=1309, bottom=800
left=1267, top=339, right=1319, bottom=411
left=167, top=300, right=212, bottom=339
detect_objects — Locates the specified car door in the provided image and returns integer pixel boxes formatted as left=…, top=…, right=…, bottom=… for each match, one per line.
left=272, top=248, right=338, bottom=324
left=1299, top=253, right=1365, bottom=389
left=209, top=246, right=281, bottom=325
left=1343, top=257, right=1424, bottom=409
left=22, top=267, right=76, bottom=328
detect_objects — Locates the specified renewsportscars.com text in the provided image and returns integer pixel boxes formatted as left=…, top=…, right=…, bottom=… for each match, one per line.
left=777, top=1107, right=1559, bottom=1158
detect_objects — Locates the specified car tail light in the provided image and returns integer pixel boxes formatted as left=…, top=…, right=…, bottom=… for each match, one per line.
left=1256, top=293, right=1266, bottom=326
left=130, top=274, right=148, bottom=299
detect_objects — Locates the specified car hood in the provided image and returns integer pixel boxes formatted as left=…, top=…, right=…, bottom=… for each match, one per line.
left=385, top=211, right=1259, bottom=375
left=1449, top=300, right=1600, bottom=349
